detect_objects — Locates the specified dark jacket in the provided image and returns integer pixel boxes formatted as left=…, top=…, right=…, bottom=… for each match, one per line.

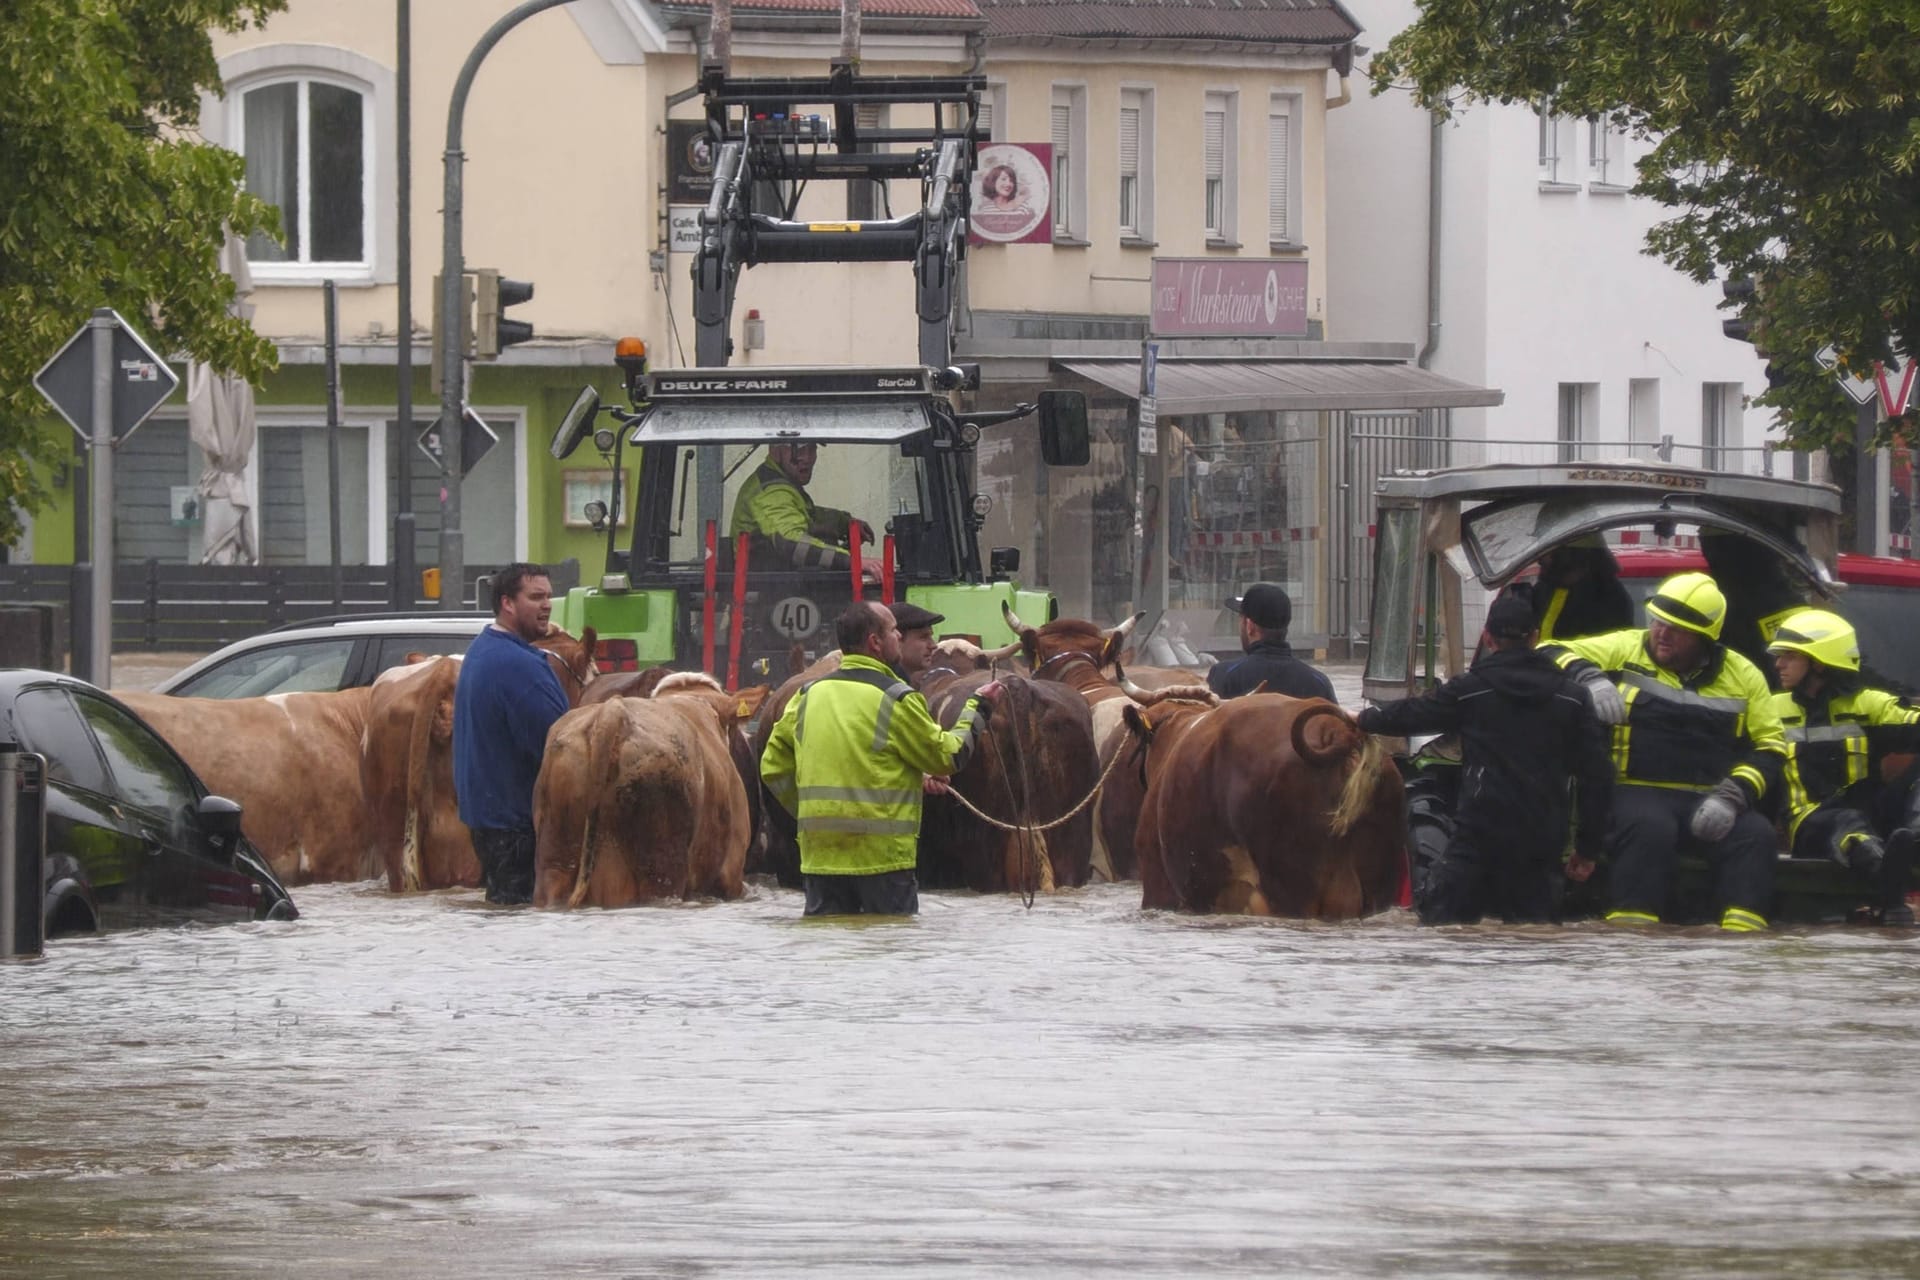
left=1207, top=639, right=1336, bottom=702
left=453, top=626, right=569, bottom=831
left=1532, top=576, right=1634, bottom=643
left=1357, top=646, right=1612, bottom=859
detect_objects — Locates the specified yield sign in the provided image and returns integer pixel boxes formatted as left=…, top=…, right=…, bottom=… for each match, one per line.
left=417, top=407, right=500, bottom=479
left=33, top=308, right=180, bottom=444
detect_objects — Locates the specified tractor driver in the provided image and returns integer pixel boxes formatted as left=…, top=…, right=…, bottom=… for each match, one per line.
left=730, top=442, right=879, bottom=580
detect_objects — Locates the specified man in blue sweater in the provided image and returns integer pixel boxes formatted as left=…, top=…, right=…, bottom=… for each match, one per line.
left=454, top=563, right=569, bottom=904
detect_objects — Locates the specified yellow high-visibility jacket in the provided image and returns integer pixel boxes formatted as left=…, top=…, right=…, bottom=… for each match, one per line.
left=760, top=654, right=988, bottom=876
left=1771, top=685, right=1920, bottom=839
left=728, top=462, right=854, bottom=570
left=1546, top=628, right=1785, bottom=802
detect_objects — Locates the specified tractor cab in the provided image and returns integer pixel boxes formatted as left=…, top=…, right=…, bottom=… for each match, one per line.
left=550, top=360, right=1087, bottom=683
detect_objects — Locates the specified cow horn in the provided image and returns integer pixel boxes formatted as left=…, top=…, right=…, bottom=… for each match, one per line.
left=1000, top=599, right=1036, bottom=637
left=1107, top=611, right=1145, bottom=640
left=1115, top=662, right=1154, bottom=702
left=978, top=639, right=1022, bottom=663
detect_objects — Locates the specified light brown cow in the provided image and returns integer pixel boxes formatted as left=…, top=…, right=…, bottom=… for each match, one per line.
left=1122, top=691, right=1404, bottom=918
left=363, top=627, right=599, bottom=892
left=119, top=687, right=377, bottom=885
left=531, top=672, right=751, bottom=907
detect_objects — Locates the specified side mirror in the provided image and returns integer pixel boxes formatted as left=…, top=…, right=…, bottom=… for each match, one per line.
left=197, top=794, right=244, bottom=846
left=1038, top=389, right=1090, bottom=467
left=549, top=385, right=602, bottom=460
left=989, top=547, right=1021, bottom=579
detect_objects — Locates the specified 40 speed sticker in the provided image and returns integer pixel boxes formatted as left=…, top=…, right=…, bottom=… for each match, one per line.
left=769, top=596, right=822, bottom=640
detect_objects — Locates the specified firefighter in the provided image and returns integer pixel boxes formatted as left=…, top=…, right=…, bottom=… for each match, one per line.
left=1544, top=571, right=1787, bottom=931
left=729, top=442, right=879, bottom=578
left=1531, top=536, right=1635, bottom=643
left=1357, top=592, right=1613, bottom=925
left=1767, top=608, right=1920, bottom=925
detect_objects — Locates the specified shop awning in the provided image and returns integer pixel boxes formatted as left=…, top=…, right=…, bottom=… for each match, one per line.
left=1055, top=358, right=1504, bottom=413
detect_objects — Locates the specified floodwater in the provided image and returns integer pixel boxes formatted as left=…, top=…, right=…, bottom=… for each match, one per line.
left=4, top=882, right=1920, bottom=1279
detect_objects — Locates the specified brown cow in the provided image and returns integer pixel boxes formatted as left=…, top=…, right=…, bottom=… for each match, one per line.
left=363, top=627, right=599, bottom=892
left=917, top=670, right=1099, bottom=894
left=1122, top=691, right=1404, bottom=917
left=531, top=672, right=751, bottom=907
left=119, top=687, right=377, bottom=885
left=999, top=601, right=1158, bottom=881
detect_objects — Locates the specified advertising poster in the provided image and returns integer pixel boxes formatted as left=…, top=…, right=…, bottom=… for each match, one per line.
left=668, top=120, right=718, bottom=205
left=969, top=143, right=1053, bottom=246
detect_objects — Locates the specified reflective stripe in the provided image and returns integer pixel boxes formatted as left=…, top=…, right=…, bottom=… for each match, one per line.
left=870, top=680, right=913, bottom=752
left=796, top=815, right=921, bottom=836
left=1618, top=670, right=1747, bottom=714
left=768, top=778, right=799, bottom=813
left=1785, top=724, right=1868, bottom=744
left=1731, top=763, right=1766, bottom=795
left=1540, top=588, right=1569, bottom=641
left=1649, top=592, right=1715, bottom=632
left=797, top=784, right=920, bottom=807
left=1606, top=910, right=1660, bottom=925
left=794, top=686, right=811, bottom=744
left=1720, top=907, right=1768, bottom=932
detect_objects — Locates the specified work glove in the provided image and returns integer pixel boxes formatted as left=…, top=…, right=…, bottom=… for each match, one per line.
left=858, top=522, right=875, bottom=546
left=1580, top=672, right=1628, bottom=725
left=1689, top=778, right=1750, bottom=843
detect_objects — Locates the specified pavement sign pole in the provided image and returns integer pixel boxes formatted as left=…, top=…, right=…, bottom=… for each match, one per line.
left=88, top=310, right=114, bottom=690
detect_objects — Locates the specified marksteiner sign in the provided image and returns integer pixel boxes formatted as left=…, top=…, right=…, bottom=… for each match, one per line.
left=1150, top=258, right=1310, bottom=339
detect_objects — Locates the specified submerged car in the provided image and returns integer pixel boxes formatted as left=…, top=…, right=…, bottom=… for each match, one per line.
left=1, top=670, right=295, bottom=935
left=1363, top=459, right=1917, bottom=925
left=154, top=613, right=489, bottom=697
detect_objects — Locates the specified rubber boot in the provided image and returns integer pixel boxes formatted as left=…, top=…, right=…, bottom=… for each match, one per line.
left=1877, top=828, right=1917, bottom=927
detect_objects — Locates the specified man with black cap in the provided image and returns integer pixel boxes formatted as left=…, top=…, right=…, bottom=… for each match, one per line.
left=1356, top=591, right=1613, bottom=924
left=888, top=600, right=946, bottom=681
left=1206, top=582, right=1336, bottom=701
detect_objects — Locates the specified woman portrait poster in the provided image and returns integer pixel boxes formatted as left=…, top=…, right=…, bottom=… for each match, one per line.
left=969, top=143, right=1053, bottom=245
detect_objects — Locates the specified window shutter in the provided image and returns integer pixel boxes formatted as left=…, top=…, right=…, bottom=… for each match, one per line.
left=1267, top=108, right=1290, bottom=242
left=1119, top=106, right=1140, bottom=177
left=976, top=98, right=993, bottom=143
left=1051, top=104, right=1070, bottom=157
left=1204, top=110, right=1224, bottom=179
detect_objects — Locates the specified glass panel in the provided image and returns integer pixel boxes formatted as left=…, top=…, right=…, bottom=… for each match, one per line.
left=375, top=633, right=476, bottom=675
left=75, top=695, right=200, bottom=822
left=309, top=82, right=365, bottom=263
left=173, top=638, right=358, bottom=698
left=15, top=689, right=113, bottom=794
left=243, top=82, right=299, bottom=261
left=1363, top=506, right=1421, bottom=686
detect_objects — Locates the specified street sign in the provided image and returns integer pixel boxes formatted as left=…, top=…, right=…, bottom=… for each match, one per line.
left=417, top=407, right=500, bottom=478
left=33, top=309, right=179, bottom=444
left=1137, top=395, right=1158, bottom=455
left=1817, top=344, right=1890, bottom=407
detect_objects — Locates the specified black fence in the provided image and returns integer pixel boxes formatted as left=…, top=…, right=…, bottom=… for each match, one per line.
left=0, top=560, right=580, bottom=653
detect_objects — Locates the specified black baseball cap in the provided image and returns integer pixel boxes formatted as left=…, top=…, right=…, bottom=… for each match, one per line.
left=1226, top=582, right=1292, bottom=631
left=1485, top=592, right=1538, bottom=639
left=890, top=601, right=946, bottom=631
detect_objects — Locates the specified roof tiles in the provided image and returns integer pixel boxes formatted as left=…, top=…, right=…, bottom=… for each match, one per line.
left=978, top=0, right=1357, bottom=45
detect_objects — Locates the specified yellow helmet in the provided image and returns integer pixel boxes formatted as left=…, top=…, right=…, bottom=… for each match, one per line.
left=1766, top=608, right=1860, bottom=672
left=1646, top=571, right=1726, bottom=640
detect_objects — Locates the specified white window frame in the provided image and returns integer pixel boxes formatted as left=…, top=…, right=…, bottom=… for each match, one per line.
left=1267, top=92, right=1303, bottom=248
left=1204, top=90, right=1239, bottom=243
left=1537, top=106, right=1577, bottom=187
left=1050, top=84, right=1088, bottom=242
left=1627, top=378, right=1661, bottom=456
left=206, top=45, right=396, bottom=286
left=1557, top=382, right=1599, bottom=461
left=1118, top=86, right=1154, bottom=243
left=978, top=81, right=1006, bottom=144
left=1702, top=382, right=1742, bottom=471
left=1588, top=119, right=1629, bottom=189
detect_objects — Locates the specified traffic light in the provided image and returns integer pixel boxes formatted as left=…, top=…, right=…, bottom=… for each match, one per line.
left=1721, top=276, right=1757, bottom=343
left=475, top=268, right=534, bottom=359
left=429, top=272, right=475, bottom=395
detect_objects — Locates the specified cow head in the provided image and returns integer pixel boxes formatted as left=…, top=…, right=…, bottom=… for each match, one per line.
left=536, top=625, right=599, bottom=704
left=1002, top=601, right=1144, bottom=675
left=1120, top=702, right=1156, bottom=745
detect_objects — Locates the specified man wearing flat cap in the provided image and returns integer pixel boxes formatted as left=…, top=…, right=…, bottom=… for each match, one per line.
left=1207, top=582, right=1336, bottom=702
left=1356, top=591, right=1613, bottom=924
left=888, top=601, right=946, bottom=681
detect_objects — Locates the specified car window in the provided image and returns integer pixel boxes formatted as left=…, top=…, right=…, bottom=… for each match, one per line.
left=374, top=633, right=475, bottom=675
left=73, top=693, right=201, bottom=821
left=14, top=688, right=114, bottom=794
left=174, top=637, right=358, bottom=697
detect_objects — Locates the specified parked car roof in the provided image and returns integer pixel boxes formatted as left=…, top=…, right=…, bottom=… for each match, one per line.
left=155, top=613, right=489, bottom=697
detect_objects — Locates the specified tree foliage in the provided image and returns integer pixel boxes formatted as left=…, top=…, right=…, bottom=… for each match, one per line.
left=0, top=0, right=286, bottom=544
left=1372, top=0, right=1920, bottom=453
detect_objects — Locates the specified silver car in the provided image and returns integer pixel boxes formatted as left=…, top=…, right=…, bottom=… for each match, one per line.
left=155, top=613, right=490, bottom=698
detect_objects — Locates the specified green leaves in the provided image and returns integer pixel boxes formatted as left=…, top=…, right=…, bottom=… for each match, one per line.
left=1374, top=0, right=1920, bottom=452
left=0, top=0, right=286, bottom=546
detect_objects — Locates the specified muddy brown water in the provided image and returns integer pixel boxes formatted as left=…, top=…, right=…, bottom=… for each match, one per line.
left=6, top=661, right=1916, bottom=1276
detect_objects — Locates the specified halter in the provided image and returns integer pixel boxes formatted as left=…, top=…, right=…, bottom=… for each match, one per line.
left=1032, top=649, right=1102, bottom=679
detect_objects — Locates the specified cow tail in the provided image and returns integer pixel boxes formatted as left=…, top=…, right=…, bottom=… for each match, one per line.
left=1287, top=703, right=1384, bottom=837
left=566, top=808, right=599, bottom=911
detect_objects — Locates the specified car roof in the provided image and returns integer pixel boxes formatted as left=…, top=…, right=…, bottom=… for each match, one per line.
left=1611, top=546, right=1920, bottom=587
left=0, top=670, right=129, bottom=739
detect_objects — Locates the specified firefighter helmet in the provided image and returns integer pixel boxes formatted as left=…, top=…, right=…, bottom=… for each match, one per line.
left=1646, top=571, right=1726, bottom=640
left=1766, top=608, right=1860, bottom=672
